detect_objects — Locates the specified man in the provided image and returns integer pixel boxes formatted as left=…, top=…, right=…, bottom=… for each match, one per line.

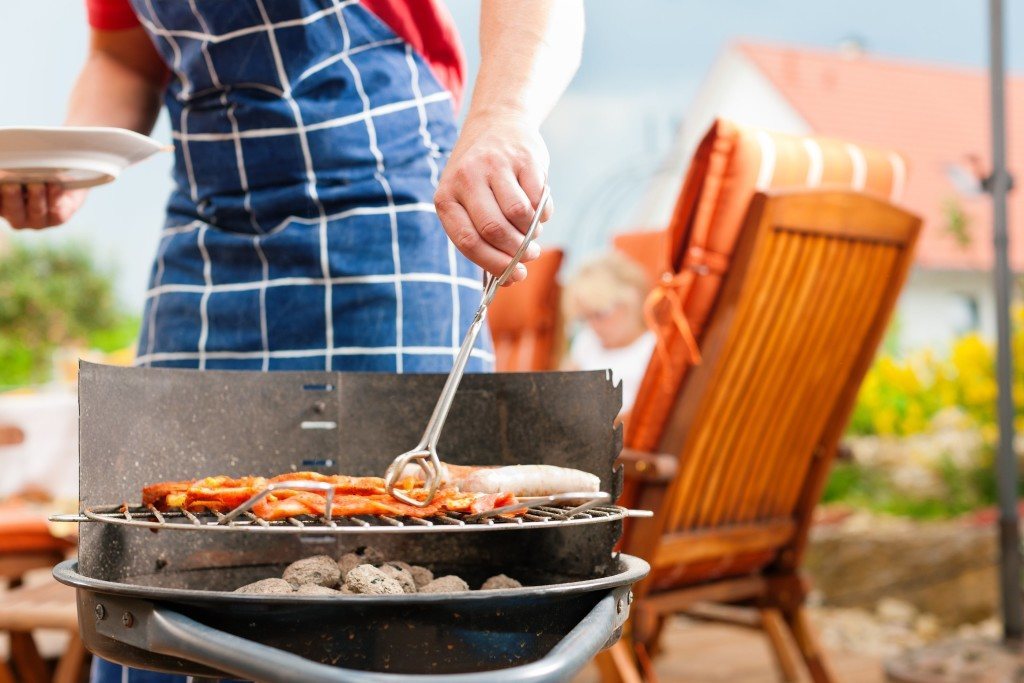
left=0, top=1, right=583, bottom=679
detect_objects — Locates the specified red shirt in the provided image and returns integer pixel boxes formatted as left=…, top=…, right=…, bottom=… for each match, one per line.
left=85, top=0, right=466, bottom=108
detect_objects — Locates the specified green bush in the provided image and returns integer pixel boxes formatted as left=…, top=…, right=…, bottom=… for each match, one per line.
left=831, top=317, right=1024, bottom=519
left=0, top=241, right=138, bottom=388
left=823, top=457, right=1003, bottom=520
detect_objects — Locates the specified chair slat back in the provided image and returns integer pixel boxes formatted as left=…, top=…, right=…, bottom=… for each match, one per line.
left=652, top=191, right=919, bottom=548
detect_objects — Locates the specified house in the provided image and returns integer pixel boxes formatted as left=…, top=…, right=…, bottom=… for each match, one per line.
left=631, top=42, right=1024, bottom=352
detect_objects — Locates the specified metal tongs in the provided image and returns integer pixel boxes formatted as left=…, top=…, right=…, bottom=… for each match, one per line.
left=384, top=186, right=551, bottom=506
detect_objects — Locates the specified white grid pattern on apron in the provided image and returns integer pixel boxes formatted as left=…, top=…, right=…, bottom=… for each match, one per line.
left=131, top=0, right=494, bottom=372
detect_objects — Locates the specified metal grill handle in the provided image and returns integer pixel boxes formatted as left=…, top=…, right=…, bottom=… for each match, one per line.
left=384, top=187, right=552, bottom=507
left=92, top=588, right=627, bottom=683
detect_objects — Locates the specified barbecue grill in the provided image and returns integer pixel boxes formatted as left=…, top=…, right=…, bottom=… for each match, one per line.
left=53, top=363, right=650, bottom=682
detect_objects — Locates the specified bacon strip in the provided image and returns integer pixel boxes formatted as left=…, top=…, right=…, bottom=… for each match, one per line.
left=141, top=471, right=521, bottom=520
left=251, top=491, right=448, bottom=520
left=267, top=471, right=389, bottom=495
left=142, top=480, right=194, bottom=509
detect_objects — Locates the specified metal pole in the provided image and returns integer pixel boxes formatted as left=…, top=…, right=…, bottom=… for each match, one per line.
left=988, top=0, right=1024, bottom=643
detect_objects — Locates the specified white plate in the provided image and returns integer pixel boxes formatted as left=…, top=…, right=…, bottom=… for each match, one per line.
left=0, top=126, right=168, bottom=189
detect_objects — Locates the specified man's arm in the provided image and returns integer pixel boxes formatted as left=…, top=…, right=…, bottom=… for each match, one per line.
left=0, top=28, right=168, bottom=230
left=66, top=27, right=169, bottom=131
left=434, top=0, right=584, bottom=281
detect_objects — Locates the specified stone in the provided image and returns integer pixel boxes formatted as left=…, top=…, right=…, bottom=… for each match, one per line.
left=806, top=515, right=998, bottom=626
left=876, top=598, right=918, bottom=627
left=283, top=555, right=341, bottom=588
left=480, top=574, right=522, bottom=590
left=914, top=614, right=942, bottom=640
left=338, top=553, right=363, bottom=580
left=380, top=564, right=417, bottom=594
left=234, top=578, right=294, bottom=594
left=408, top=565, right=434, bottom=588
left=296, top=583, right=341, bottom=596
left=357, top=546, right=387, bottom=566
left=419, top=575, right=469, bottom=594
left=886, top=639, right=1024, bottom=683
left=378, top=560, right=432, bottom=588
left=344, top=564, right=404, bottom=595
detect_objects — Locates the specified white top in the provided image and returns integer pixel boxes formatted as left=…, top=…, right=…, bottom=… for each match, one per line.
left=569, top=328, right=657, bottom=414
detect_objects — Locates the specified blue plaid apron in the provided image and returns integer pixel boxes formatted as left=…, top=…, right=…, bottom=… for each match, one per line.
left=132, top=0, right=491, bottom=374
left=97, top=1, right=488, bottom=681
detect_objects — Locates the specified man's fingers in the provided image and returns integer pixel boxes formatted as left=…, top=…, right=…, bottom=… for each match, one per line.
left=0, top=184, right=27, bottom=229
left=0, top=183, right=84, bottom=229
left=456, top=182, right=540, bottom=262
left=25, top=183, right=48, bottom=228
left=437, top=197, right=528, bottom=282
left=517, top=167, right=553, bottom=223
left=47, top=185, right=86, bottom=225
left=46, top=184, right=65, bottom=225
left=491, top=171, right=538, bottom=233
left=539, top=192, right=554, bottom=222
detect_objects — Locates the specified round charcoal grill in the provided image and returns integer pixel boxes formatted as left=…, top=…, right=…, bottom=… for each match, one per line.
left=61, top=364, right=650, bottom=682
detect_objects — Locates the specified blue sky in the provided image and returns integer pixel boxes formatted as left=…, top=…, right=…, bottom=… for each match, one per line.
left=0, top=0, right=1020, bottom=309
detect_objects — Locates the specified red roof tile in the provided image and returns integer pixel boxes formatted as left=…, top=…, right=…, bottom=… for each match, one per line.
left=738, top=42, right=1023, bottom=270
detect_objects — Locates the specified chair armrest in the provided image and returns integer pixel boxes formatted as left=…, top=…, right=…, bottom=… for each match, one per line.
left=0, top=424, right=25, bottom=447
left=617, top=448, right=677, bottom=483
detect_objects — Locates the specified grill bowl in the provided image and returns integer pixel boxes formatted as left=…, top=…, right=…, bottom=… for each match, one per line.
left=56, top=554, right=648, bottom=679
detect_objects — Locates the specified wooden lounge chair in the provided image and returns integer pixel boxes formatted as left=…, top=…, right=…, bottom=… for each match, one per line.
left=601, top=120, right=919, bottom=682
left=488, top=247, right=565, bottom=371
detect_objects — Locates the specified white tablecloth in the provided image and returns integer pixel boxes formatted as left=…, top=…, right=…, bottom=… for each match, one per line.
left=0, top=390, right=78, bottom=500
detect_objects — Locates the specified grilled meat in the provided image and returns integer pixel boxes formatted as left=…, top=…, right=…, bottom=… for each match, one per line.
left=141, top=472, right=520, bottom=520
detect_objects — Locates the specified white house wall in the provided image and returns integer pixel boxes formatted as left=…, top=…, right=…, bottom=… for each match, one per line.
left=896, top=269, right=995, bottom=354
left=630, top=49, right=811, bottom=228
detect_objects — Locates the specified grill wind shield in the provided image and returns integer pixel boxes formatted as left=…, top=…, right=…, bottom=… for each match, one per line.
left=75, top=364, right=624, bottom=581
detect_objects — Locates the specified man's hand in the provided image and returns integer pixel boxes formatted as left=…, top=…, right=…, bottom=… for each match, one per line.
left=435, top=112, right=553, bottom=283
left=0, top=183, right=87, bottom=230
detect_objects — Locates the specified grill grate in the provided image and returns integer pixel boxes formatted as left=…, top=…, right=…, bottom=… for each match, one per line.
left=52, top=503, right=648, bottom=534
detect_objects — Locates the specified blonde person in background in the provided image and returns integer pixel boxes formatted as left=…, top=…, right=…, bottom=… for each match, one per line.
left=561, top=252, right=656, bottom=414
